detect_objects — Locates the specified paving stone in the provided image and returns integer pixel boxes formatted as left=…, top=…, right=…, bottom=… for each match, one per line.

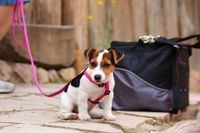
left=12, top=94, right=60, bottom=107
left=0, top=123, right=14, bottom=130
left=0, top=110, right=58, bottom=125
left=0, top=84, right=64, bottom=101
left=109, top=114, right=151, bottom=132
left=0, top=99, right=55, bottom=112
left=135, top=122, right=170, bottom=133
left=46, top=121, right=122, bottom=133
left=116, top=111, right=169, bottom=119
left=0, top=91, right=28, bottom=100
left=0, top=85, right=199, bottom=133
left=0, top=123, right=12, bottom=127
left=13, top=84, right=65, bottom=96
left=0, top=124, right=82, bottom=133
left=162, top=120, right=200, bottom=133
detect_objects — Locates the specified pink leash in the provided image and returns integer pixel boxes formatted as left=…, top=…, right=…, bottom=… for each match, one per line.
left=12, top=0, right=111, bottom=100
left=12, top=0, right=67, bottom=97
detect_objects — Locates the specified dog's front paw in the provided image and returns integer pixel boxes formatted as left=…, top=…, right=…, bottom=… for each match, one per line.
left=104, top=114, right=116, bottom=121
left=78, top=113, right=91, bottom=121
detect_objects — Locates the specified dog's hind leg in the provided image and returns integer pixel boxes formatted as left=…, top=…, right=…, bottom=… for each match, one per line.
left=58, top=92, right=78, bottom=120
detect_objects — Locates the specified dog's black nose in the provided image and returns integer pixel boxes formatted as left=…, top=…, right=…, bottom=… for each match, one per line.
left=94, top=74, right=101, bottom=81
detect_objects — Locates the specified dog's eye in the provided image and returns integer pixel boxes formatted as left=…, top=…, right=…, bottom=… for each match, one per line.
left=103, top=63, right=110, bottom=68
left=90, top=62, right=97, bottom=67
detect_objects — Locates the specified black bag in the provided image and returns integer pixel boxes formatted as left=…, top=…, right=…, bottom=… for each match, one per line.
left=111, top=35, right=200, bottom=113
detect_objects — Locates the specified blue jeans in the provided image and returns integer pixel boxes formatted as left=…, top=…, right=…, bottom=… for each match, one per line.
left=0, top=0, right=31, bottom=6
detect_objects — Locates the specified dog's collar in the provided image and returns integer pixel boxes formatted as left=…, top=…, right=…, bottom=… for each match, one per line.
left=84, top=70, right=110, bottom=104
left=84, top=70, right=106, bottom=87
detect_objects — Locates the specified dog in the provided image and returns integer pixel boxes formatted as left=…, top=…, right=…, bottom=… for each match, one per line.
left=59, top=48, right=124, bottom=121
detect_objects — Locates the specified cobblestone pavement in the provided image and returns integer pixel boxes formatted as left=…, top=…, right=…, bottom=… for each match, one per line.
left=0, top=84, right=199, bottom=133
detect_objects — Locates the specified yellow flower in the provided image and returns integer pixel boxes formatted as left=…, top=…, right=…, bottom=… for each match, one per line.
left=111, top=0, right=116, bottom=5
left=126, top=40, right=132, bottom=42
left=97, top=0, right=104, bottom=6
left=87, top=15, right=93, bottom=20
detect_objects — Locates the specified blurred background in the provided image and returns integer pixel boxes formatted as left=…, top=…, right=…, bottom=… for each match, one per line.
left=0, top=0, right=200, bottom=92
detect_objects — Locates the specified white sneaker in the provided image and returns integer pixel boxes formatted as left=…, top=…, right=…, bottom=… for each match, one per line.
left=0, top=81, right=15, bottom=94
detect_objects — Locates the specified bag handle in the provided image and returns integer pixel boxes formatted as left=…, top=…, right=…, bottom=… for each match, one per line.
left=170, top=34, right=200, bottom=49
left=170, top=34, right=200, bottom=42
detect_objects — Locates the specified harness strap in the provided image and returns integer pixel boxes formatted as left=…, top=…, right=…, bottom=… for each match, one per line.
left=84, top=71, right=110, bottom=104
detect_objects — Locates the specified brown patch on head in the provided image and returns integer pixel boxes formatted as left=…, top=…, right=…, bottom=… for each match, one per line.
left=101, top=52, right=115, bottom=77
left=84, top=48, right=96, bottom=61
left=109, top=49, right=124, bottom=65
left=87, top=49, right=104, bottom=70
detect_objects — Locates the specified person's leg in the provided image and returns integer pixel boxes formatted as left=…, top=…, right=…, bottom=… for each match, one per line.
left=0, top=5, right=14, bottom=40
left=0, top=5, right=15, bottom=93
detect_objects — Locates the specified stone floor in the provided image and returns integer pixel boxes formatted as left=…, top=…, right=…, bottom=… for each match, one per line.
left=0, top=84, right=199, bottom=133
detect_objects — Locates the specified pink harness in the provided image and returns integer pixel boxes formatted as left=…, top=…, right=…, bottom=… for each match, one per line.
left=84, top=71, right=110, bottom=104
left=12, top=0, right=111, bottom=100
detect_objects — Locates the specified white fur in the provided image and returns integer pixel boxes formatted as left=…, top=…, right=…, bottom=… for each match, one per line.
left=90, top=51, right=106, bottom=82
left=59, top=50, right=116, bottom=121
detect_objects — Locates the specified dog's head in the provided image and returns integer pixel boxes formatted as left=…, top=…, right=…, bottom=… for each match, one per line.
left=84, top=48, right=124, bottom=83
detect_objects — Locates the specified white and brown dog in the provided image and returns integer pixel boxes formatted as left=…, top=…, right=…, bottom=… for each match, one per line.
left=59, top=48, right=124, bottom=121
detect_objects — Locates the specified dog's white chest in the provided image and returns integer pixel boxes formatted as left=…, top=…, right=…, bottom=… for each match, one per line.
left=79, top=75, right=114, bottom=101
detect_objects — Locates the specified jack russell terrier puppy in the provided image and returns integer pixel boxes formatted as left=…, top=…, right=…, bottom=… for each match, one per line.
left=59, top=48, right=124, bottom=121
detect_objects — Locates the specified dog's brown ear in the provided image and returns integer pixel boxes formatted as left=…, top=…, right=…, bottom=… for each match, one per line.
left=84, top=48, right=96, bottom=61
left=109, top=49, right=124, bottom=65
